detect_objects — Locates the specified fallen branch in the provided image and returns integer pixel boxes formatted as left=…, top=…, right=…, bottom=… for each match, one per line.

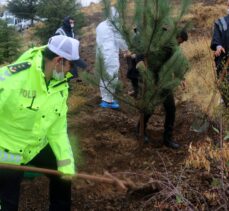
left=104, top=170, right=127, bottom=191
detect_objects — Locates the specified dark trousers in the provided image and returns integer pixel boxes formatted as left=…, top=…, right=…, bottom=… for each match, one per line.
left=126, top=57, right=139, bottom=97
left=127, top=57, right=176, bottom=138
left=130, top=78, right=139, bottom=96
left=140, top=90, right=176, bottom=138
left=68, top=59, right=88, bottom=81
left=0, top=145, right=71, bottom=211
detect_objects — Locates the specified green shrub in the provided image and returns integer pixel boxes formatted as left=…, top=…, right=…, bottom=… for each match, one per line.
left=0, top=20, right=22, bottom=65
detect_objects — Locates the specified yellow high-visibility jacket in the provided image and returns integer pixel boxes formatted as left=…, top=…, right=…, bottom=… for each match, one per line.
left=0, top=46, right=75, bottom=175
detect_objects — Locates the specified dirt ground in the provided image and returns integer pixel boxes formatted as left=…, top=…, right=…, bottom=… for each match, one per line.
left=19, top=84, right=229, bottom=210
left=18, top=1, right=229, bottom=210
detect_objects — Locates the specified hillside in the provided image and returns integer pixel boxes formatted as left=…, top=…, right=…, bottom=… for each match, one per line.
left=18, top=1, right=229, bottom=210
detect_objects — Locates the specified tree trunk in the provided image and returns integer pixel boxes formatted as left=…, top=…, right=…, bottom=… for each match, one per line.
left=139, top=112, right=145, bottom=141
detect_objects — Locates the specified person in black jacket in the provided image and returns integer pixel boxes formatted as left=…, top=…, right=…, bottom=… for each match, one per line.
left=210, top=2, right=229, bottom=105
left=55, top=16, right=87, bottom=81
left=55, top=16, right=75, bottom=38
left=126, top=30, right=188, bottom=149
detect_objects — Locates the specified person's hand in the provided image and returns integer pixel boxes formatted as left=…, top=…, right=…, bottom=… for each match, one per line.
left=131, top=54, right=136, bottom=59
left=180, top=80, right=186, bottom=90
left=61, top=174, right=75, bottom=181
left=136, top=61, right=146, bottom=70
left=215, top=46, right=225, bottom=57
left=123, top=50, right=132, bottom=58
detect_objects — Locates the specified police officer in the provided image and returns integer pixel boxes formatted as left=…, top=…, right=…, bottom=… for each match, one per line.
left=210, top=0, right=229, bottom=106
left=0, top=35, right=82, bottom=211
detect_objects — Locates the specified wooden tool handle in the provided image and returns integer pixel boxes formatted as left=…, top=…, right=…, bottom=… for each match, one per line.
left=0, top=163, right=133, bottom=189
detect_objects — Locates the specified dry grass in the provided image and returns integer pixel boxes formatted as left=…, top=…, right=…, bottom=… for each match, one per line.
left=80, top=0, right=116, bottom=14
left=180, top=36, right=220, bottom=115
left=183, top=2, right=226, bottom=31
left=68, top=95, right=87, bottom=113
left=80, top=23, right=97, bottom=47
left=67, top=82, right=96, bottom=113
left=186, top=139, right=229, bottom=172
left=20, top=22, right=44, bottom=53
left=81, top=2, right=103, bottom=14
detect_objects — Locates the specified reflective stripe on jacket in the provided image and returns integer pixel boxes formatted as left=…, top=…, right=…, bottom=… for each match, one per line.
left=0, top=46, right=75, bottom=175
left=0, top=148, right=22, bottom=164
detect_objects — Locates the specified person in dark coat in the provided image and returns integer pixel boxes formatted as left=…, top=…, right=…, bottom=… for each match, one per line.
left=210, top=1, right=229, bottom=106
left=55, top=16, right=87, bottom=80
left=126, top=30, right=188, bottom=149
left=55, top=16, right=75, bottom=38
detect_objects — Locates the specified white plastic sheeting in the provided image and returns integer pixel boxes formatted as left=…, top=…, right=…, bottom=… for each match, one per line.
left=0, top=0, right=100, bottom=7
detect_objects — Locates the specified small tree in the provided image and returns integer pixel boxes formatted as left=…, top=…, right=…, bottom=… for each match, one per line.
left=35, top=0, right=84, bottom=44
left=0, top=19, right=22, bottom=64
left=83, top=0, right=190, bottom=140
left=7, top=0, right=39, bottom=25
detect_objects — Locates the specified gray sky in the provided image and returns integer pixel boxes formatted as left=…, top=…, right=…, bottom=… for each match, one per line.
left=0, top=0, right=6, bottom=5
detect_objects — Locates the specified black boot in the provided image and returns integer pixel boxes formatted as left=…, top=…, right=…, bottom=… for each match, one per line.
left=163, top=132, right=180, bottom=149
